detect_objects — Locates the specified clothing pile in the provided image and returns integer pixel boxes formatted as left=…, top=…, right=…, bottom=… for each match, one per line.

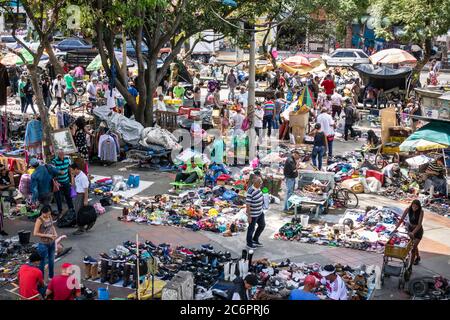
left=274, top=207, right=408, bottom=253
left=118, top=187, right=250, bottom=236
left=139, top=126, right=180, bottom=150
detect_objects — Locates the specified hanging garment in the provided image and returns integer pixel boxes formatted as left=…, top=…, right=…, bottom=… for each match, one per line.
left=98, top=134, right=118, bottom=162
left=0, top=63, right=10, bottom=106
left=24, top=119, right=43, bottom=147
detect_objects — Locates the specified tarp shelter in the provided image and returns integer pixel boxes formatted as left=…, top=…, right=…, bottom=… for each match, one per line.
left=1, top=49, right=48, bottom=66
left=86, top=51, right=134, bottom=72
left=400, top=121, right=450, bottom=151
left=279, top=58, right=326, bottom=75
left=353, top=64, right=413, bottom=90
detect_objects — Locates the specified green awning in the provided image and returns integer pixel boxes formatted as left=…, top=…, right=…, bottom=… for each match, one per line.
left=402, top=122, right=450, bottom=147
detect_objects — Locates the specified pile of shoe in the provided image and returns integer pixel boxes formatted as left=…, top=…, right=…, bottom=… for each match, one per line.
left=117, top=189, right=249, bottom=236
left=84, top=242, right=237, bottom=293
left=0, top=238, right=36, bottom=285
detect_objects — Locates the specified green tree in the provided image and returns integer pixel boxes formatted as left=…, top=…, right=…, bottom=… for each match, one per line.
left=0, top=0, right=68, bottom=157
left=369, top=0, right=450, bottom=73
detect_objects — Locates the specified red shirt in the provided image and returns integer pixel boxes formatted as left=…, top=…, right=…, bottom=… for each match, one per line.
left=18, top=264, right=43, bottom=300
left=321, top=80, right=336, bottom=95
left=47, top=275, right=80, bottom=300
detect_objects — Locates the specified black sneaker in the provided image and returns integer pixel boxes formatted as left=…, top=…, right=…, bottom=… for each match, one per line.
left=253, top=242, right=263, bottom=247
left=85, top=222, right=95, bottom=231
left=0, top=230, right=8, bottom=236
left=246, top=243, right=256, bottom=249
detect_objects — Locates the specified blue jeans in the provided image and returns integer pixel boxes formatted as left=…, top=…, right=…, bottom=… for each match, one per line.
left=284, top=178, right=296, bottom=211
left=327, top=138, right=333, bottom=158
left=312, top=146, right=325, bottom=170
left=37, top=242, right=56, bottom=279
left=246, top=214, right=265, bottom=246
left=263, top=115, right=273, bottom=137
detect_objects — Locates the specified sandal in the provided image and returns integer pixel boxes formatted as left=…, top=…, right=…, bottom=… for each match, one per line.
left=413, top=256, right=421, bottom=265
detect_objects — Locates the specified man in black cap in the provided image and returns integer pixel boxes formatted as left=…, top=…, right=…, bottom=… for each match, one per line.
left=320, top=264, right=348, bottom=300
left=227, top=273, right=259, bottom=300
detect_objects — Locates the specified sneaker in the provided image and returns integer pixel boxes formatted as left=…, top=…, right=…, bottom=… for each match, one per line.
left=83, top=255, right=97, bottom=264
left=201, top=244, right=214, bottom=252
left=246, top=243, right=256, bottom=249
left=85, top=221, right=95, bottom=231
left=253, top=241, right=263, bottom=247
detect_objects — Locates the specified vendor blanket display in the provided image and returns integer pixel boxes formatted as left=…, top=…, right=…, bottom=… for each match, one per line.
left=91, top=175, right=154, bottom=198
left=118, top=187, right=249, bottom=235
left=273, top=206, right=408, bottom=253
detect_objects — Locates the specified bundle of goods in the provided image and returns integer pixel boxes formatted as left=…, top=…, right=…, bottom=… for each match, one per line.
left=84, top=241, right=236, bottom=299
left=0, top=236, right=36, bottom=286
left=118, top=187, right=250, bottom=236
left=274, top=206, right=407, bottom=253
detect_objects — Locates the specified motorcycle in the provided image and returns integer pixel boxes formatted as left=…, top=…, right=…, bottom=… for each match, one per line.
left=409, top=275, right=450, bottom=300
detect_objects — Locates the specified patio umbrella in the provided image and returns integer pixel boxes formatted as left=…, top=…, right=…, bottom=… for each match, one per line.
left=86, top=52, right=134, bottom=72
left=399, top=122, right=450, bottom=152
left=369, top=48, right=417, bottom=65
left=1, top=49, right=36, bottom=66
left=282, top=54, right=312, bottom=68
left=399, top=139, right=448, bottom=152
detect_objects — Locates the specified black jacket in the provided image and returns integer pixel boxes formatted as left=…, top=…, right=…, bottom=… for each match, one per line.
left=227, top=277, right=248, bottom=300
left=284, top=156, right=298, bottom=179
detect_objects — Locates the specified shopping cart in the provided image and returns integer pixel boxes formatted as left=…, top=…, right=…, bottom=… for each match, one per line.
left=381, top=232, right=413, bottom=289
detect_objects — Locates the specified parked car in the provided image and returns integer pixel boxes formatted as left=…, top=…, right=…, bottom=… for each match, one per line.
left=125, top=40, right=171, bottom=60
left=322, top=49, right=370, bottom=67
left=54, top=38, right=93, bottom=51
left=0, top=35, right=19, bottom=50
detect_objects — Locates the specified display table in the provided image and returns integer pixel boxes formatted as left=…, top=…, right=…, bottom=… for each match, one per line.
left=288, top=194, right=327, bottom=219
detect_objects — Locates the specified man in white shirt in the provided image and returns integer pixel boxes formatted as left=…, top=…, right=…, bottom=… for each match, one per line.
left=155, top=94, right=167, bottom=112
left=316, top=107, right=335, bottom=157
left=209, top=54, right=218, bottom=65
left=51, top=74, right=65, bottom=113
left=86, top=77, right=98, bottom=103
left=320, top=265, right=348, bottom=300
left=236, top=86, right=248, bottom=110
left=254, top=104, right=264, bottom=144
left=71, top=163, right=90, bottom=235
left=331, top=91, right=344, bottom=118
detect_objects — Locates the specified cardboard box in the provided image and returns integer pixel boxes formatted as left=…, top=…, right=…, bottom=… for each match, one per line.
left=289, top=112, right=308, bottom=128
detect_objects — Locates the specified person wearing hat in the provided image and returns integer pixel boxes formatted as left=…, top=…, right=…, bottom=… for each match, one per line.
left=289, top=275, right=320, bottom=300
left=30, top=158, right=61, bottom=207
left=227, top=273, right=259, bottom=300
left=155, top=94, right=167, bottom=112
left=382, top=162, right=401, bottom=186
left=18, top=251, right=44, bottom=300
left=320, top=265, right=348, bottom=300
left=45, top=263, right=81, bottom=300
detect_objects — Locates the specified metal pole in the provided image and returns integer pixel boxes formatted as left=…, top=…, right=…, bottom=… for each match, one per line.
left=247, top=28, right=256, bottom=109
left=122, top=31, right=127, bottom=82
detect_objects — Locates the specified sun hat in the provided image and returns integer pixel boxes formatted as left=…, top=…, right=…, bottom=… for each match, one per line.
left=320, top=264, right=336, bottom=277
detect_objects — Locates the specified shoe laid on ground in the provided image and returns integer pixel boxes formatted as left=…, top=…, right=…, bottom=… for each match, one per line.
left=253, top=242, right=264, bottom=247
left=83, top=256, right=98, bottom=264
left=72, top=229, right=85, bottom=235
left=0, top=230, right=8, bottom=236
left=201, top=244, right=214, bottom=252
left=246, top=243, right=256, bottom=249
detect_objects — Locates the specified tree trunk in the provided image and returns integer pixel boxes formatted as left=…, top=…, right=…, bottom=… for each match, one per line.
left=28, top=65, right=52, bottom=159
left=44, top=42, right=64, bottom=76
left=144, top=59, right=157, bottom=127
left=413, top=38, right=433, bottom=85
left=344, top=23, right=352, bottom=48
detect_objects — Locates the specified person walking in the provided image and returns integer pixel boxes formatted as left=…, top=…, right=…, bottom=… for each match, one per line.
left=51, top=74, right=64, bottom=113
left=315, top=107, right=335, bottom=158
left=30, top=158, right=60, bottom=208
left=41, top=76, right=52, bottom=109
left=309, top=123, right=327, bottom=170
left=245, top=176, right=265, bottom=249
left=331, top=90, right=344, bottom=119
left=343, top=100, right=357, bottom=141
left=24, top=78, right=36, bottom=114
left=321, top=74, right=335, bottom=96
left=262, top=97, right=275, bottom=139
left=18, top=75, right=27, bottom=113
left=45, top=263, right=81, bottom=300
left=71, top=163, right=90, bottom=235
left=226, top=69, right=238, bottom=101
left=33, top=206, right=57, bottom=280
left=283, top=150, right=300, bottom=212
left=51, top=149, right=74, bottom=217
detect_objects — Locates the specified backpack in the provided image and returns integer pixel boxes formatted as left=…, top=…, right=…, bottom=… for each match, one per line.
left=57, top=209, right=77, bottom=228
left=77, top=205, right=97, bottom=226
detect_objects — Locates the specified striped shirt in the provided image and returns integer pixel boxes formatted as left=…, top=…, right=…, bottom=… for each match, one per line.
left=51, top=156, right=71, bottom=184
left=246, top=185, right=264, bottom=217
left=263, top=100, right=275, bottom=116
left=428, top=161, right=444, bottom=177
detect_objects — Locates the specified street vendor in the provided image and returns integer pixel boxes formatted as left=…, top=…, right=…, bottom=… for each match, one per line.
left=393, top=200, right=424, bottom=266
left=175, top=160, right=204, bottom=184
left=320, top=264, right=348, bottom=300
left=382, top=163, right=401, bottom=186
left=424, top=157, right=447, bottom=196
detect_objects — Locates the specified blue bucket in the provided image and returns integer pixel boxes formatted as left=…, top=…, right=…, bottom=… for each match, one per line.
left=127, top=174, right=140, bottom=188
left=98, top=287, right=109, bottom=300
left=133, top=175, right=140, bottom=188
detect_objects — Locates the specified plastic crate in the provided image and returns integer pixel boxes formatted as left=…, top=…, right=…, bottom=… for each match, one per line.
left=384, top=240, right=412, bottom=259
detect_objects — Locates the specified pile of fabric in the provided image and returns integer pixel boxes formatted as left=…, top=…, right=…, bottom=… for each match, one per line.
left=118, top=187, right=251, bottom=236
left=274, top=206, right=408, bottom=253
left=139, top=126, right=180, bottom=150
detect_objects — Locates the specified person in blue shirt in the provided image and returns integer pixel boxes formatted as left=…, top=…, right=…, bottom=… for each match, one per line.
left=30, top=158, right=61, bottom=208
left=289, top=275, right=320, bottom=300
left=124, top=81, right=139, bottom=118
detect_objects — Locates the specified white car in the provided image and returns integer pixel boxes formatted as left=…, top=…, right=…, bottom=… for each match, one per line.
left=322, top=49, right=370, bottom=67
left=0, top=35, right=20, bottom=50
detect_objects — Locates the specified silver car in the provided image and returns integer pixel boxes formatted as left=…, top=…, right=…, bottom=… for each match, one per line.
left=323, top=49, right=371, bottom=67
